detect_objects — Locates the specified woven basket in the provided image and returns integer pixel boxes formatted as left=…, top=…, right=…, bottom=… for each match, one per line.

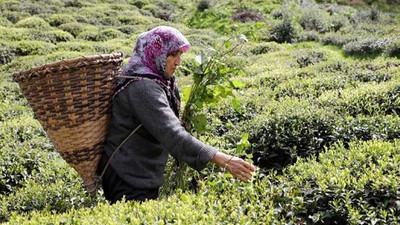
left=12, top=52, right=124, bottom=193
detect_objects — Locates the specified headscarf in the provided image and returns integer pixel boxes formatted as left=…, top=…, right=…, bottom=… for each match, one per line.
left=121, top=25, right=190, bottom=80
left=116, top=26, right=190, bottom=117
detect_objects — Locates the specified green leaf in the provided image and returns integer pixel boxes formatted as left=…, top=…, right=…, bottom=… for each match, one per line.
left=180, top=193, right=189, bottom=201
left=236, top=133, right=251, bottom=155
left=223, top=173, right=233, bottom=178
left=183, top=86, right=192, bottom=103
left=232, top=97, right=242, bottom=114
left=231, top=80, right=245, bottom=88
left=193, top=114, right=207, bottom=133
left=224, top=40, right=232, bottom=48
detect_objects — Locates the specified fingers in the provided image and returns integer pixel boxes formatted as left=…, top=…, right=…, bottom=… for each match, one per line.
left=243, top=161, right=257, bottom=172
left=227, top=157, right=256, bottom=182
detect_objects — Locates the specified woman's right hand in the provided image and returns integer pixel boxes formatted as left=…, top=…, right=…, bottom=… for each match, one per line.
left=212, top=152, right=256, bottom=182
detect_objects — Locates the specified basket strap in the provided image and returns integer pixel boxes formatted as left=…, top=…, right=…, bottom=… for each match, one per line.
left=87, top=123, right=143, bottom=193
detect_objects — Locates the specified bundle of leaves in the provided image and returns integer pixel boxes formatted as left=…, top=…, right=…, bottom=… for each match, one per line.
left=163, top=36, right=248, bottom=194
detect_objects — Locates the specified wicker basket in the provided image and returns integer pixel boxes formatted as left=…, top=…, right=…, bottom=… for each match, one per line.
left=12, top=52, right=124, bottom=193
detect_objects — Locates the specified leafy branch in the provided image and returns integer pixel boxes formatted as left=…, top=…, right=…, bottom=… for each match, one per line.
left=161, top=35, right=248, bottom=196
left=182, top=35, right=248, bottom=135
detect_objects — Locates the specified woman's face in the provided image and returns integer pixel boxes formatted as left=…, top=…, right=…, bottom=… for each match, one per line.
left=165, top=49, right=183, bottom=78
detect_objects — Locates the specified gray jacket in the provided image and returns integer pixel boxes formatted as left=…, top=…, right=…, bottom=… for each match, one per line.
left=103, top=79, right=218, bottom=189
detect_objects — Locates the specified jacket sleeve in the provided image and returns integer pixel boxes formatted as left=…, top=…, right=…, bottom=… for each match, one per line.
left=125, top=79, right=218, bottom=171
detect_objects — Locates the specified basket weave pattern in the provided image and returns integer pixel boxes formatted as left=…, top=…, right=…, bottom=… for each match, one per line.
left=12, top=53, right=123, bottom=191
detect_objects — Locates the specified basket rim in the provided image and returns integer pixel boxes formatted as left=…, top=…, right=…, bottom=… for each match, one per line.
left=12, top=52, right=124, bottom=81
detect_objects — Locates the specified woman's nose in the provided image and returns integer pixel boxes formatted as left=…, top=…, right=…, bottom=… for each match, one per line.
left=175, top=55, right=181, bottom=66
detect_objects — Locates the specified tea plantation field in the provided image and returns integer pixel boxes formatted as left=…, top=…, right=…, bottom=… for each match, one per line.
left=1, top=0, right=400, bottom=224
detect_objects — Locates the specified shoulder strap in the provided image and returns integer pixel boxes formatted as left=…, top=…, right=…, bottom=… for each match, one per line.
left=88, top=124, right=143, bottom=194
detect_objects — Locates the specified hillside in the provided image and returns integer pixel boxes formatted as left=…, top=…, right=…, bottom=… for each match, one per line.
left=1, top=0, right=400, bottom=224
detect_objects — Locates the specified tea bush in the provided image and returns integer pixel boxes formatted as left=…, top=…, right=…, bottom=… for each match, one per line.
left=116, top=14, right=151, bottom=25
left=344, top=37, right=392, bottom=55
left=130, top=0, right=149, bottom=9
left=0, top=41, right=17, bottom=65
left=270, top=18, right=298, bottom=43
left=7, top=1, right=62, bottom=15
left=0, top=17, right=12, bottom=27
left=14, top=40, right=55, bottom=56
left=117, top=25, right=138, bottom=35
left=2, top=10, right=31, bottom=24
left=321, top=33, right=347, bottom=47
left=150, top=2, right=175, bottom=22
left=43, top=30, right=74, bottom=43
left=317, top=79, right=400, bottom=116
left=15, top=16, right=50, bottom=30
left=197, top=0, right=212, bottom=11
left=0, top=117, right=47, bottom=193
left=388, top=39, right=400, bottom=57
left=77, top=28, right=126, bottom=42
left=46, top=14, right=76, bottom=27
left=59, top=22, right=98, bottom=37
left=1, top=159, right=101, bottom=222
left=6, top=140, right=400, bottom=224
left=3, top=51, right=91, bottom=73
left=55, top=41, right=98, bottom=53
left=1, top=0, right=400, bottom=223
left=294, top=49, right=327, bottom=68
left=298, top=9, right=330, bottom=33
left=296, top=30, right=319, bottom=42
left=250, top=42, right=283, bottom=55
left=283, top=140, right=400, bottom=224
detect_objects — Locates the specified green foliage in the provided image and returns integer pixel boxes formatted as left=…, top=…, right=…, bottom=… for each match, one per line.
left=6, top=140, right=400, bottom=224
left=15, top=16, right=50, bottom=29
left=77, top=28, right=127, bottom=42
left=116, top=14, right=151, bottom=25
left=59, top=22, right=98, bottom=37
left=0, top=17, right=12, bottom=27
left=294, top=49, right=327, bottom=68
left=46, top=14, right=76, bottom=27
left=182, top=37, right=246, bottom=134
left=129, top=0, right=149, bottom=9
left=250, top=42, right=283, bottom=55
left=5, top=1, right=62, bottom=15
left=2, top=10, right=31, bottom=24
left=388, top=39, right=400, bottom=57
left=298, top=8, right=330, bottom=33
left=343, top=37, right=393, bottom=55
left=270, top=18, right=298, bottom=43
left=197, top=0, right=212, bottom=11
left=1, top=0, right=400, bottom=223
left=0, top=41, right=17, bottom=64
left=14, top=40, right=55, bottom=56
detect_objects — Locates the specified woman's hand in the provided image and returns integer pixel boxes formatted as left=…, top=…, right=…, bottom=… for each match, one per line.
left=212, top=152, right=256, bottom=182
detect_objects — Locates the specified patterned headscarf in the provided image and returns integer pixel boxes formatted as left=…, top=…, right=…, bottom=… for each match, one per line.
left=116, top=26, right=190, bottom=117
left=121, top=26, right=190, bottom=80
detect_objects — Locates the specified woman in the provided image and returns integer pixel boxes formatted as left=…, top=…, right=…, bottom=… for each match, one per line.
left=98, top=26, right=256, bottom=203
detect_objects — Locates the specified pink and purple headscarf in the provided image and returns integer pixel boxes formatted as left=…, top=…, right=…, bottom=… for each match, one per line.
left=117, top=26, right=190, bottom=117
left=121, top=26, right=190, bottom=81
